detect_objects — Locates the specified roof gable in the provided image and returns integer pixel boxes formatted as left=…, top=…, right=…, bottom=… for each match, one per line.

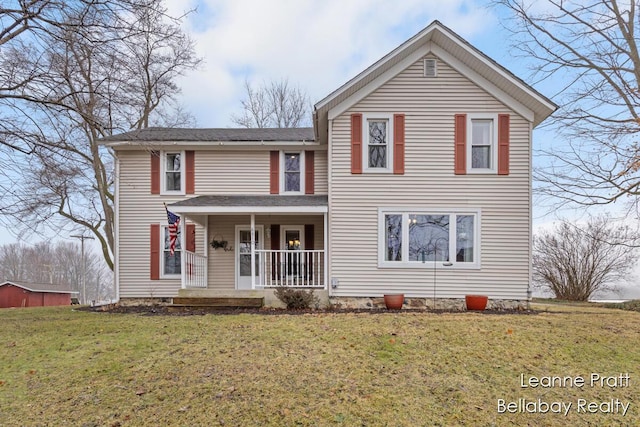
left=313, top=20, right=556, bottom=142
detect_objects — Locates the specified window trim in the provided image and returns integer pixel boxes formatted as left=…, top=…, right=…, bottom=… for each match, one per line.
left=279, top=151, right=305, bottom=194
left=160, top=223, right=183, bottom=279
left=466, top=113, right=498, bottom=174
left=160, top=150, right=186, bottom=195
left=378, top=207, right=481, bottom=269
left=363, top=113, right=394, bottom=173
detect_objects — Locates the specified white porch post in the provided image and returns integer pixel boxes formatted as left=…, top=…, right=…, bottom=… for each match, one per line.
left=324, top=212, right=328, bottom=290
left=180, top=214, right=186, bottom=289
left=204, top=217, right=209, bottom=288
left=250, top=214, right=255, bottom=289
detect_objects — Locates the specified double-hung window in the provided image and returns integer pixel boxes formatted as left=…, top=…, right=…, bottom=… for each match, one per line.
left=161, top=225, right=181, bottom=277
left=364, top=113, right=394, bottom=172
left=380, top=208, right=479, bottom=268
left=467, top=114, right=498, bottom=173
left=161, top=151, right=185, bottom=194
left=280, top=151, right=305, bottom=194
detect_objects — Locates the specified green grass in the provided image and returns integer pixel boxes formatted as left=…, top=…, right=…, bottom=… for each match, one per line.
left=0, top=305, right=639, bottom=426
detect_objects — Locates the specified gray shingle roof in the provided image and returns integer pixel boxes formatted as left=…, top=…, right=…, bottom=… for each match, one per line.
left=0, top=280, right=77, bottom=294
left=100, top=127, right=315, bottom=143
left=170, top=195, right=328, bottom=208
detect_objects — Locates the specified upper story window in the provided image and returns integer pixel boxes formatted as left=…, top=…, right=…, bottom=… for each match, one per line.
left=467, top=114, right=498, bottom=173
left=379, top=208, right=480, bottom=269
left=368, top=120, right=387, bottom=168
left=162, top=151, right=185, bottom=194
left=280, top=151, right=305, bottom=194
left=364, top=113, right=394, bottom=173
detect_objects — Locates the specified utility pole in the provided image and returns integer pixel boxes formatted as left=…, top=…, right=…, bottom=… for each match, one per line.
left=71, top=234, right=95, bottom=305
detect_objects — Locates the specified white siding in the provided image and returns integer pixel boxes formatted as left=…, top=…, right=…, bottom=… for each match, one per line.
left=195, top=151, right=269, bottom=194
left=117, top=151, right=204, bottom=298
left=315, top=151, right=328, bottom=194
left=328, top=55, right=532, bottom=299
left=116, top=147, right=327, bottom=297
left=194, top=149, right=326, bottom=195
left=207, top=216, right=236, bottom=290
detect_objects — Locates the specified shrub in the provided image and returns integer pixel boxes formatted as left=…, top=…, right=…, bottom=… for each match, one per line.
left=273, top=287, right=319, bottom=310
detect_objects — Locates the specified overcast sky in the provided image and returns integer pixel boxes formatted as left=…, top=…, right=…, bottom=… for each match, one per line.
left=163, top=0, right=508, bottom=128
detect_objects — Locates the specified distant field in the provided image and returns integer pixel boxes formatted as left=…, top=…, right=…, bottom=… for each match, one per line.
left=0, top=304, right=638, bottom=426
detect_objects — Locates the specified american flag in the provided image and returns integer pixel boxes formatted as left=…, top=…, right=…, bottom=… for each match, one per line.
left=165, top=207, right=180, bottom=255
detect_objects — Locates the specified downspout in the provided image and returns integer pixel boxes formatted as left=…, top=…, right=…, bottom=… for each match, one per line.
left=113, top=149, right=120, bottom=303
left=527, top=121, right=533, bottom=310
left=326, top=118, right=332, bottom=296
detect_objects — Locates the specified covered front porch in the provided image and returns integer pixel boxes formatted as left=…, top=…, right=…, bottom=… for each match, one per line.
left=169, top=195, right=328, bottom=291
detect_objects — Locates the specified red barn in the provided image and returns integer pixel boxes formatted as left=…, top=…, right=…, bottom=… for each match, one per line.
left=0, top=281, right=77, bottom=308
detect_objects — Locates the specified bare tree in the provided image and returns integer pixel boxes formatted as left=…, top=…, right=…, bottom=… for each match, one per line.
left=231, top=78, right=311, bottom=128
left=0, top=241, right=113, bottom=303
left=495, top=0, right=640, bottom=213
left=0, top=0, right=201, bottom=269
left=0, top=0, right=163, bottom=154
left=533, top=216, right=640, bottom=301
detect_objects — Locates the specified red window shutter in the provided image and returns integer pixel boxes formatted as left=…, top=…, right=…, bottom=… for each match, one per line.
left=186, top=223, right=196, bottom=252
left=498, top=114, right=510, bottom=175
left=150, top=152, right=160, bottom=194
left=270, top=224, right=280, bottom=250
left=270, top=151, right=279, bottom=194
left=393, top=114, right=405, bottom=174
left=305, top=151, right=315, bottom=194
left=304, top=224, right=315, bottom=279
left=270, top=224, right=280, bottom=280
left=185, top=150, right=195, bottom=194
left=150, top=224, right=160, bottom=280
left=454, top=114, right=467, bottom=175
left=304, top=224, right=314, bottom=250
left=351, top=114, right=362, bottom=174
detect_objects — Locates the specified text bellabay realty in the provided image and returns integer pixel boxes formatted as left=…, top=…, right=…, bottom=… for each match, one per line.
left=498, top=373, right=631, bottom=416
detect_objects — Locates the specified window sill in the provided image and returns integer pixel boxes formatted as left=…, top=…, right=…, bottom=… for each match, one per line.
left=378, top=262, right=480, bottom=270
left=362, top=169, right=393, bottom=174
left=465, top=169, right=497, bottom=175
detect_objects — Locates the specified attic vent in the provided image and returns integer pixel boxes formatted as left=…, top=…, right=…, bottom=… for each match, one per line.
left=424, top=59, right=437, bottom=77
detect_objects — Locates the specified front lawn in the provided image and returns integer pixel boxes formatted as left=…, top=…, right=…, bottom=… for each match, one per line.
left=0, top=305, right=638, bottom=426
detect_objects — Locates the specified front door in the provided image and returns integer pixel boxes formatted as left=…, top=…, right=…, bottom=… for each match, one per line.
left=236, top=225, right=264, bottom=290
left=282, top=226, right=304, bottom=281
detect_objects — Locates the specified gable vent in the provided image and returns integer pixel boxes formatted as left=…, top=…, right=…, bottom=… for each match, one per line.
left=424, top=59, right=437, bottom=77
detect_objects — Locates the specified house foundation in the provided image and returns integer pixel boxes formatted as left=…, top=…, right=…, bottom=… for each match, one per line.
left=328, top=297, right=528, bottom=311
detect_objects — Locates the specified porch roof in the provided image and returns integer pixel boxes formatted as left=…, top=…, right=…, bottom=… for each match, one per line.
left=169, top=195, right=328, bottom=214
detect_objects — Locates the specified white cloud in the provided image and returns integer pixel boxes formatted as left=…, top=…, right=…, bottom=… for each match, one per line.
left=164, top=0, right=497, bottom=127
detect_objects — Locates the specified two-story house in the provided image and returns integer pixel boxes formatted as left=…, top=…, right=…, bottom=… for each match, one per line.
left=101, top=21, right=556, bottom=309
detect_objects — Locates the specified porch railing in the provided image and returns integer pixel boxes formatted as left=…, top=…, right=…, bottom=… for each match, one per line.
left=183, top=250, right=207, bottom=288
left=256, top=249, right=325, bottom=288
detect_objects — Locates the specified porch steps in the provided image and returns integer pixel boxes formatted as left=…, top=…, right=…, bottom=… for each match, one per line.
left=170, top=296, right=264, bottom=311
